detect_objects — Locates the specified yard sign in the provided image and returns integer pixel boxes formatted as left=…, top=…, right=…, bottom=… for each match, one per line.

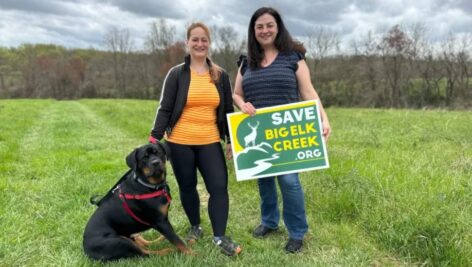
left=227, top=100, right=329, bottom=181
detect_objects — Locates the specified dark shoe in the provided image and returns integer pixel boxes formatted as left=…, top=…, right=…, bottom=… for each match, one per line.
left=285, top=238, right=303, bottom=253
left=252, top=224, right=278, bottom=238
left=214, top=236, right=242, bottom=256
left=185, top=225, right=202, bottom=244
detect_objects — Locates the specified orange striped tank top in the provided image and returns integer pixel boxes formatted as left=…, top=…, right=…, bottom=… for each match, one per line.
left=167, top=70, right=220, bottom=145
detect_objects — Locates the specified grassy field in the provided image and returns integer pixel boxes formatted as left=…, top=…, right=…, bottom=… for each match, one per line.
left=0, top=99, right=470, bottom=267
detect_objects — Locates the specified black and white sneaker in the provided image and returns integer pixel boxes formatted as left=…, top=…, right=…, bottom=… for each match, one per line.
left=185, top=225, right=202, bottom=244
left=214, top=236, right=242, bottom=256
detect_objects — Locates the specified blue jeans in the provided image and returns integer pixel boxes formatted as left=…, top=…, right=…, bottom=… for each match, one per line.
left=257, top=173, right=308, bottom=240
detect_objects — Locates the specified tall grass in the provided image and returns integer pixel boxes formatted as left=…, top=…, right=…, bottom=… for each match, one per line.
left=0, top=99, right=470, bottom=266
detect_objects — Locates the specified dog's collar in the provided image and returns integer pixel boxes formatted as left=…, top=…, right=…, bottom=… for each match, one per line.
left=132, top=172, right=167, bottom=191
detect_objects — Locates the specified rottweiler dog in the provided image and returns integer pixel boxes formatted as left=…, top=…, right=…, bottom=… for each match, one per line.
left=83, top=143, right=192, bottom=261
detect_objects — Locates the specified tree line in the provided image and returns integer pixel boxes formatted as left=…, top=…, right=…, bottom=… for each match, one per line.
left=0, top=19, right=470, bottom=109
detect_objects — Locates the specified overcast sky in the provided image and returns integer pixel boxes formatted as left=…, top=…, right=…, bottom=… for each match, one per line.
left=1, top=0, right=471, bottom=51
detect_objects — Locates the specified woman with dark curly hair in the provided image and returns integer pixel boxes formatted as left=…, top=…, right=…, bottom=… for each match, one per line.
left=233, top=7, right=332, bottom=253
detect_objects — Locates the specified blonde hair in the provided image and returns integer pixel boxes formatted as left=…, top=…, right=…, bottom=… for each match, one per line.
left=187, top=22, right=221, bottom=82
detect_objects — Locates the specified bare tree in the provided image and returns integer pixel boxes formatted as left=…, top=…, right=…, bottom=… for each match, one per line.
left=407, top=24, right=444, bottom=107
left=456, top=35, right=472, bottom=104
left=306, top=26, right=340, bottom=103
left=211, top=25, right=245, bottom=81
left=442, top=34, right=459, bottom=106
left=307, top=26, right=340, bottom=61
left=19, top=44, right=40, bottom=97
left=441, top=33, right=472, bottom=107
left=378, top=25, right=413, bottom=107
left=0, top=47, right=9, bottom=94
left=351, top=31, right=382, bottom=106
left=144, top=19, right=180, bottom=98
left=104, top=27, right=133, bottom=97
left=146, top=18, right=176, bottom=53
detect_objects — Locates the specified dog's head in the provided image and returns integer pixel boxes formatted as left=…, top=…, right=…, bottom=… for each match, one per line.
left=126, top=143, right=169, bottom=183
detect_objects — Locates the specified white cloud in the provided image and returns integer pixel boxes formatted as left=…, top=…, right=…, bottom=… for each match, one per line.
left=0, top=0, right=470, bottom=50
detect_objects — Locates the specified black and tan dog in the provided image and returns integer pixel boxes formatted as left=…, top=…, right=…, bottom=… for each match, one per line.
left=83, top=143, right=191, bottom=261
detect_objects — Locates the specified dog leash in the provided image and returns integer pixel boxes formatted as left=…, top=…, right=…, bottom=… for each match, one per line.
left=90, top=169, right=132, bottom=206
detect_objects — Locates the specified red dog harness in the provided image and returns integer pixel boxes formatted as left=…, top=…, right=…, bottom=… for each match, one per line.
left=116, top=186, right=171, bottom=226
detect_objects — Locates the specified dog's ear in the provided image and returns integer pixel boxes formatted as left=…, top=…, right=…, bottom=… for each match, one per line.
left=157, top=142, right=171, bottom=160
left=126, top=148, right=139, bottom=170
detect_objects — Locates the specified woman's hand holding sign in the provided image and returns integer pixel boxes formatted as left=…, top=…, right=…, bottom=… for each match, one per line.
left=240, top=102, right=257, bottom=116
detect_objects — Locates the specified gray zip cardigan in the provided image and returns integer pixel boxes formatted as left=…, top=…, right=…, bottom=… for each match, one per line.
left=150, top=55, right=234, bottom=143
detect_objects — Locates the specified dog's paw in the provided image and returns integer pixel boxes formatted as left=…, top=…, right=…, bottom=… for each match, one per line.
left=147, top=248, right=174, bottom=256
left=182, top=247, right=197, bottom=256
left=150, top=235, right=166, bottom=243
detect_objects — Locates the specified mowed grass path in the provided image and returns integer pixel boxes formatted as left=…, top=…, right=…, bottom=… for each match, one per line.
left=0, top=99, right=470, bottom=266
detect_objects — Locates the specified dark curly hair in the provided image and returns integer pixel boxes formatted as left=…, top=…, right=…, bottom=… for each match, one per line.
left=247, top=7, right=306, bottom=69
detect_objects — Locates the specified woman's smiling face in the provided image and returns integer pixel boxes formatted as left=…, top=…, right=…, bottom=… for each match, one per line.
left=186, top=26, right=209, bottom=59
left=254, top=13, right=278, bottom=48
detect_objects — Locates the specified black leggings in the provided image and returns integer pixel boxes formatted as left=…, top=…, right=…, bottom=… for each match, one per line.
left=167, top=141, right=229, bottom=237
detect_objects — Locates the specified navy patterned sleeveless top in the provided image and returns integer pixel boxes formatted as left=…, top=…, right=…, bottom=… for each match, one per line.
left=241, top=51, right=304, bottom=109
